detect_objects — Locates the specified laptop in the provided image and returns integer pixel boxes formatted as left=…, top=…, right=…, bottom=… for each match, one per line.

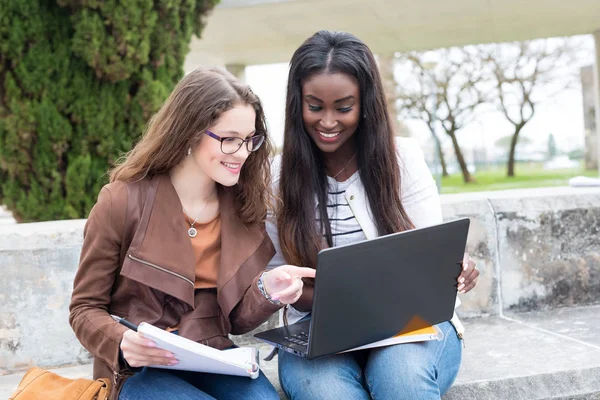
left=254, top=218, right=470, bottom=360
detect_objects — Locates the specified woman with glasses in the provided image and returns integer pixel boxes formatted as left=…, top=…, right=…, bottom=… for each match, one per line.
left=267, top=31, right=479, bottom=399
left=69, top=67, right=315, bottom=400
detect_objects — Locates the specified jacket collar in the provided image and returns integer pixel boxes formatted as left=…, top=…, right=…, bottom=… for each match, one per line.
left=342, top=178, right=378, bottom=240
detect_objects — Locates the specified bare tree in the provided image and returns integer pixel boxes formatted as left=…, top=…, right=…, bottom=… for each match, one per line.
left=396, top=48, right=488, bottom=183
left=478, top=38, right=584, bottom=177
left=397, top=87, right=449, bottom=176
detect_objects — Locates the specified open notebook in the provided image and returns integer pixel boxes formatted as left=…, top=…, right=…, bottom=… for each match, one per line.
left=138, top=322, right=260, bottom=379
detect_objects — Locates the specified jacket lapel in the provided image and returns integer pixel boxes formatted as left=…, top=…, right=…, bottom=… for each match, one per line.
left=217, top=186, right=274, bottom=317
left=121, top=177, right=274, bottom=314
left=345, top=178, right=379, bottom=240
left=121, top=175, right=196, bottom=307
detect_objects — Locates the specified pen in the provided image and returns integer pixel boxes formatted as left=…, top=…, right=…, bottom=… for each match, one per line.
left=111, top=315, right=138, bottom=332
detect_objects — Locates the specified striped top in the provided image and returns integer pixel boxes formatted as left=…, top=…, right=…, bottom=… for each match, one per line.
left=320, top=171, right=366, bottom=247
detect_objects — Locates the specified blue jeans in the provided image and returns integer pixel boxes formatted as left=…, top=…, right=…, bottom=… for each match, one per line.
left=119, top=367, right=279, bottom=400
left=278, top=321, right=462, bottom=400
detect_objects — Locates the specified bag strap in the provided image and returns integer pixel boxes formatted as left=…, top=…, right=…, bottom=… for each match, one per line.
left=78, top=377, right=111, bottom=400
left=96, top=378, right=112, bottom=400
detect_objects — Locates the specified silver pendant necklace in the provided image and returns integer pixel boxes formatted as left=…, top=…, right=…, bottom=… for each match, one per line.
left=331, top=153, right=357, bottom=180
left=182, top=202, right=209, bottom=238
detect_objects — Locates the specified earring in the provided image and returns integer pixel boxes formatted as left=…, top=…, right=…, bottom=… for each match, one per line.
left=187, top=147, right=191, bottom=156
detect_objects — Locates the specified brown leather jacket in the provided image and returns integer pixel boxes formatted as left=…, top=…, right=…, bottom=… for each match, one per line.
left=69, top=174, right=281, bottom=399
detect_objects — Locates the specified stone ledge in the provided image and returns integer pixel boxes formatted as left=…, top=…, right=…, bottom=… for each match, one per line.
left=0, top=219, right=85, bottom=251
left=3, top=186, right=600, bottom=371
left=2, top=305, right=599, bottom=400
left=440, top=186, right=600, bottom=204
left=446, top=367, right=600, bottom=400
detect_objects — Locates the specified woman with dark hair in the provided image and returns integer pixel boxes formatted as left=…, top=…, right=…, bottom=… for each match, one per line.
left=69, top=67, right=315, bottom=400
left=267, top=31, right=479, bottom=399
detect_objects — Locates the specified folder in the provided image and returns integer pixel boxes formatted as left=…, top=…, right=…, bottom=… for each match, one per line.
left=138, top=322, right=260, bottom=379
left=342, top=315, right=442, bottom=353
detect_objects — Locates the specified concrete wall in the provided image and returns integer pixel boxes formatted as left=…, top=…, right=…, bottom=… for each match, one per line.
left=1, top=187, right=600, bottom=372
left=0, top=220, right=91, bottom=374
left=443, top=186, right=600, bottom=316
left=442, top=195, right=499, bottom=317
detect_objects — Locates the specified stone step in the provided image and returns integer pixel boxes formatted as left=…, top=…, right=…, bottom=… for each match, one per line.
left=2, top=304, right=599, bottom=399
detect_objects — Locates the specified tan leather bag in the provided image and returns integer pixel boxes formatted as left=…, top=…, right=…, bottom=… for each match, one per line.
left=9, top=367, right=111, bottom=400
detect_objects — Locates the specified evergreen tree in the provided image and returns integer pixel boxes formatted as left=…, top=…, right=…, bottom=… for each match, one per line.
left=0, top=0, right=218, bottom=221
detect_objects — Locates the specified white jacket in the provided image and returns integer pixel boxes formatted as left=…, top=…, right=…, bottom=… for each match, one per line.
left=266, top=137, right=464, bottom=338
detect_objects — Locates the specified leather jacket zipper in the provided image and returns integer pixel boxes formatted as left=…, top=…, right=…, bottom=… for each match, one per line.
left=127, top=254, right=194, bottom=286
left=113, top=369, right=134, bottom=399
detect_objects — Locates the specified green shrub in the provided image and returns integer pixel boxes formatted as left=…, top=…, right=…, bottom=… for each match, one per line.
left=0, top=0, right=219, bottom=221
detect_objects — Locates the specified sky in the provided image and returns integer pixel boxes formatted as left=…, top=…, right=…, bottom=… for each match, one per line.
left=244, top=35, right=596, bottom=165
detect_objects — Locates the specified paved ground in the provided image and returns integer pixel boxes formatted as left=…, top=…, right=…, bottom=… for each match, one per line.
left=2, top=304, right=599, bottom=399
left=444, top=304, right=600, bottom=399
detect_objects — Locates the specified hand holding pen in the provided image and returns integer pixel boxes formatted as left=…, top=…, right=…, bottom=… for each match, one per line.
left=112, top=315, right=179, bottom=368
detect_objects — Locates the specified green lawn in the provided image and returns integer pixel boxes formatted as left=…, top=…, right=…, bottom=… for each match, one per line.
left=439, top=164, right=599, bottom=194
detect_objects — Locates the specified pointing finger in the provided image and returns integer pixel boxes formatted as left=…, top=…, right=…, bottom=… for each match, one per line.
left=273, top=271, right=292, bottom=281
left=287, top=267, right=316, bottom=279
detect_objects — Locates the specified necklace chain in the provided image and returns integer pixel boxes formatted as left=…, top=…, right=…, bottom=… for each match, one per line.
left=331, top=153, right=357, bottom=179
left=182, top=201, right=209, bottom=229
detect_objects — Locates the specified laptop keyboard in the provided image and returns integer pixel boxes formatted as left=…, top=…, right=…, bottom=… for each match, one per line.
left=283, top=332, right=309, bottom=347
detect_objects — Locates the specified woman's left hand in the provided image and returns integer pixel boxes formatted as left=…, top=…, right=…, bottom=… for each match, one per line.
left=457, top=253, right=479, bottom=294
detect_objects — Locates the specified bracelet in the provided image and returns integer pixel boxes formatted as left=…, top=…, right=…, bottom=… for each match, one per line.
left=257, top=272, right=282, bottom=306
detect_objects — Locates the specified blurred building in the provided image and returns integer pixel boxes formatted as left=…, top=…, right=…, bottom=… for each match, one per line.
left=185, top=0, right=600, bottom=173
left=581, top=65, right=598, bottom=170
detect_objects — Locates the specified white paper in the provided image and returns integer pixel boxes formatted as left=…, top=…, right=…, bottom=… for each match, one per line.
left=138, top=322, right=260, bottom=379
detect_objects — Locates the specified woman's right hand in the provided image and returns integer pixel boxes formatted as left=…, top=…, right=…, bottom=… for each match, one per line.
left=262, top=265, right=316, bottom=305
left=120, top=330, right=179, bottom=368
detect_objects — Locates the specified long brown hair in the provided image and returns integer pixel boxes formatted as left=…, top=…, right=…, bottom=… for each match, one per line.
left=110, top=67, right=272, bottom=225
left=278, top=30, right=414, bottom=268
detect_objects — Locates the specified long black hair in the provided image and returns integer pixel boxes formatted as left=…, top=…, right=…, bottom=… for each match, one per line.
left=277, top=30, right=414, bottom=268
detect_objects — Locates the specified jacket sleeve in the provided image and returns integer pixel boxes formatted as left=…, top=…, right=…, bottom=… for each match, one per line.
left=266, top=209, right=314, bottom=313
left=228, top=273, right=283, bottom=335
left=228, top=210, right=283, bottom=334
left=397, top=137, right=444, bottom=229
left=69, top=185, right=129, bottom=373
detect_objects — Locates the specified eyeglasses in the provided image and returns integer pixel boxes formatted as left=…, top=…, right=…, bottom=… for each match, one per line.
left=204, top=130, right=265, bottom=154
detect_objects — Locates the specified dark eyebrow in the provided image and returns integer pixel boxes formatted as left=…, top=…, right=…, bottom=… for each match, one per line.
left=305, top=95, right=356, bottom=104
left=334, top=96, right=355, bottom=104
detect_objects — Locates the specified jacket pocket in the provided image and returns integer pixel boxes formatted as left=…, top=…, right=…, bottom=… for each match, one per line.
left=120, top=253, right=195, bottom=308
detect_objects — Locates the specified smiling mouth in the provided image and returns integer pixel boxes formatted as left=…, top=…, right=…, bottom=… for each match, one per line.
left=221, top=161, right=241, bottom=170
left=318, top=131, right=341, bottom=138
